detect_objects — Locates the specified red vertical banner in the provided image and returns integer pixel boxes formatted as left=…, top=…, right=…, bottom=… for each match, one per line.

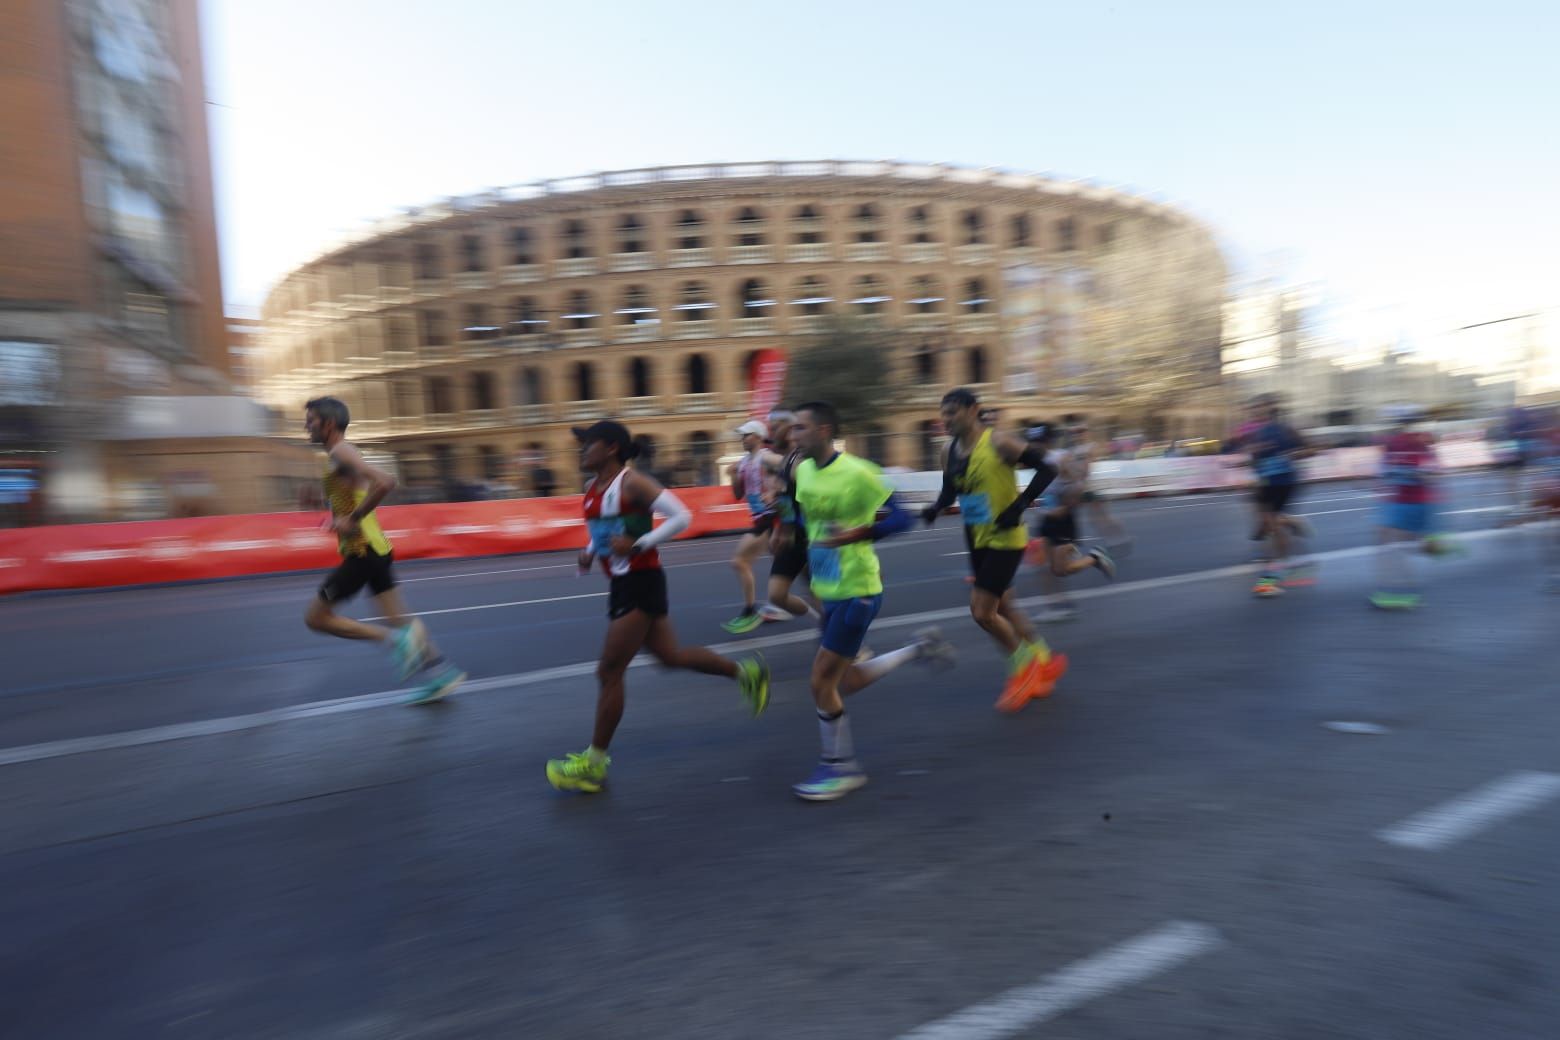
left=747, top=348, right=788, bottom=419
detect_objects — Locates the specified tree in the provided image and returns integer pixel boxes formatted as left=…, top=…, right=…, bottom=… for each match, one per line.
left=782, top=314, right=908, bottom=429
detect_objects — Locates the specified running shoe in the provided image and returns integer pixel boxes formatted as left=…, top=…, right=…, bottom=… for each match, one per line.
left=854, top=645, right=876, bottom=663
left=722, top=608, right=765, bottom=635
left=1281, top=562, right=1318, bottom=588
left=736, top=655, right=770, bottom=717
left=792, top=760, right=868, bottom=801
left=546, top=750, right=609, bottom=793
left=1422, top=534, right=1463, bottom=558
left=392, top=619, right=429, bottom=680
left=1089, top=546, right=1117, bottom=581
left=1253, top=576, right=1283, bottom=598
left=407, top=664, right=465, bottom=705
left=995, top=648, right=1068, bottom=711
left=913, top=627, right=958, bottom=671
left=1029, top=652, right=1070, bottom=700
left=1369, top=591, right=1421, bottom=611
left=759, top=604, right=792, bottom=622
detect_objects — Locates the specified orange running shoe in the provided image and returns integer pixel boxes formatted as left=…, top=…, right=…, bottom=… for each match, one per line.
left=1028, top=652, right=1070, bottom=699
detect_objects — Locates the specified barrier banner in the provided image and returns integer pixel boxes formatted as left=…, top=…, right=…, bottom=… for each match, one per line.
left=0, top=486, right=754, bottom=596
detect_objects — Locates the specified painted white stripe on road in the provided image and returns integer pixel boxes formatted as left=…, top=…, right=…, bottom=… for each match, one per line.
left=895, top=921, right=1223, bottom=1040
left=365, top=590, right=605, bottom=620
left=0, top=525, right=1522, bottom=769
left=1378, top=771, right=1560, bottom=851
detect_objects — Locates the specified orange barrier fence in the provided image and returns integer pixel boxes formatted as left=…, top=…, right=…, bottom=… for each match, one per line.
left=0, top=487, right=756, bottom=595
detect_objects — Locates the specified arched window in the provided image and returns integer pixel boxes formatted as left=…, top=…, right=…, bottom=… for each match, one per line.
left=617, top=285, right=655, bottom=325
left=461, top=234, right=484, bottom=273
left=426, top=376, right=454, bottom=415
left=1010, top=213, right=1032, bottom=248
left=1057, top=217, right=1077, bottom=252
left=909, top=276, right=944, bottom=314
left=516, top=366, right=544, bottom=406
left=913, top=347, right=937, bottom=384
left=792, top=203, right=825, bottom=244
left=853, top=203, right=881, bottom=243
left=734, top=206, right=767, bottom=247
left=469, top=370, right=497, bottom=411
left=675, top=209, right=705, bottom=250
left=563, top=290, right=597, bottom=330
left=685, top=354, right=710, bottom=395
left=962, top=208, right=986, bottom=246
left=510, top=296, right=541, bottom=334
left=967, top=346, right=988, bottom=384
left=616, top=214, right=645, bottom=254
left=962, top=278, right=990, bottom=314
left=627, top=356, right=653, bottom=399
left=573, top=361, right=596, bottom=401
left=852, top=274, right=888, bottom=315
left=509, top=227, right=533, bottom=265
left=792, top=276, right=832, bottom=316
left=908, top=205, right=936, bottom=244
left=675, top=281, right=713, bottom=321
left=562, top=219, right=592, bottom=259
left=737, top=278, right=774, bottom=316
left=415, top=243, right=440, bottom=280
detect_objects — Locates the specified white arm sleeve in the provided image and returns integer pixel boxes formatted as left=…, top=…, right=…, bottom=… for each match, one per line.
left=634, top=490, right=692, bottom=551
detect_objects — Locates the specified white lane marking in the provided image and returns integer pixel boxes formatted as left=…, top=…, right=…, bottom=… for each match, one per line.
left=0, top=525, right=1522, bottom=769
left=895, top=921, right=1223, bottom=1040
left=942, top=551, right=969, bottom=557
left=399, top=562, right=578, bottom=582
left=1445, top=506, right=1510, bottom=516
left=365, top=590, right=605, bottom=620
left=1377, top=771, right=1560, bottom=851
left=1323, top=721, right=1390, bottom=735
left=1297, top=507, right=1369, bottom=517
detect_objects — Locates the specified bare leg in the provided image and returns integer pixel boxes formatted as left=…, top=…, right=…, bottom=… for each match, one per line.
left=643, top=615, right=738, bottom=678
left=305, top=596, right=392, bottom=643
left=969, top=586, right=1021, bottom=656
left=730, top=533, right=765, bottom=609
left=767, top=573, right=815, bottom=617
left=591, top=610, right=655, bottom=750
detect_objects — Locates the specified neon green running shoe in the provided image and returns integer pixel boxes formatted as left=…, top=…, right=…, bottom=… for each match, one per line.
left=736, top=654, right=770, bottom=717
left=546, top=750, right=609, bottom=793
left=1369, top=591, right=1421, bottom=611
left=722, top=609, right=765, bottom=635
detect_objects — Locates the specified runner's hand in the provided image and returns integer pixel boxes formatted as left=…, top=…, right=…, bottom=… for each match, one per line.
left=993, top=506, right=1023, bottom=530
left=920, top=505, right=939, bottom=527
left=331, top=516, right=361, bottom=536
left=609, top=534, right=638, bottom=556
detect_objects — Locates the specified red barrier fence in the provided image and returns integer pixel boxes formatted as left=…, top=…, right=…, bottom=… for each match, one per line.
left=0, top=486, right=755, bottom=595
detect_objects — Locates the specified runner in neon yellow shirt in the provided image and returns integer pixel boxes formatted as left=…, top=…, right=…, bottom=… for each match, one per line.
left=781, top=400, right=955, bottom=801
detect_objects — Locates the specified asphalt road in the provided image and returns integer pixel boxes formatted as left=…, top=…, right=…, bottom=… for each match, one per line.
left=3, top=472, right=1558, bottom=1039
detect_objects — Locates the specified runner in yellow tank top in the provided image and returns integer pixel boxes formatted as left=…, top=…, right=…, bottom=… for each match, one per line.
left=303, top=396, right=464, bottom=704
left=921, top=388, right=1067, bottom=711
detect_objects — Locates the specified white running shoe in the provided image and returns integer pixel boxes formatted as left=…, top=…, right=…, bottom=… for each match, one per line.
left=1089, top=547, right=1117, bottom=581
left=912, top=626, right=958, bottom=671
left=759, top=604, right=792, bottom=622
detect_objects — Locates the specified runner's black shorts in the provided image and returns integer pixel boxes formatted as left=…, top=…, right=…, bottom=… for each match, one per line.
left=771, top=529, right=809, bottom=580
left=1256, top=480, right=1297, bottom=513
left=747, top=511, right=777, bottom=537
left=969, top=546, right=1024, bottom=595
left=319, top=550, right=395, bottom=603
left=609, top=569, right=669, bottom=620
left=1037, top=511, right=1079, bottom=546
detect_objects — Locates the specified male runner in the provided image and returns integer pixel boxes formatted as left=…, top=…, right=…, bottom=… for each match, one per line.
left=1242, top=396, right=1315, bottom=597
left=302, top=397, right=464, bottom=704
left=922, top=388, right=1067, bottom=711
left=1066, top=416, right=1130, bottom=549
left=762, top=410, right=820, bottom=622
left=546, top=420, right=770, bottom=793
left=722, top=419, right=775, bottom=633
left=785, top=401, right=955, bottom=801
left=1025, top=423, right=1117, bottom=622
left=1371, top=406, right=1439, bottom=610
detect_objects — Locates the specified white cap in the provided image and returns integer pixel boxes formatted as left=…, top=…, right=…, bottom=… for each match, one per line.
left=735, top=420, right=768, bottom=437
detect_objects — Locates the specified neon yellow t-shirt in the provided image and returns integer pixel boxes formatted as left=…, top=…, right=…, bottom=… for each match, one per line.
left=794, top=452, right=893, bottom=601
left=956, top=428, right=1027, bottom=551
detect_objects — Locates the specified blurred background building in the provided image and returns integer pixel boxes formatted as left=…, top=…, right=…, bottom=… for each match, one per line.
left=252, top=161, right=1228, bottom=499
left=0, top=0, right=309, bottom=526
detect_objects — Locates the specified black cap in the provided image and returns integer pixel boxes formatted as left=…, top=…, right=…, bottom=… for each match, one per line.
left=572, top=420, right=634, bottom=457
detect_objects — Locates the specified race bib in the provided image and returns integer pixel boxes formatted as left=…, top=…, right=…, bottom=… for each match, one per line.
left=586, top=517, right=624, bottom=556
left=808, top=545, right=842, bottom=583
left=958, top=492, right=993, bottom=525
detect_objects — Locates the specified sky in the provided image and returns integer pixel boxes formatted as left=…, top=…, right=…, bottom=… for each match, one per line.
left=203, top=0, right=1560, bottom=358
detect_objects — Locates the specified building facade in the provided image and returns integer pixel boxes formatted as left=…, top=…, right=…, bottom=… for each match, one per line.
left=256, top=161, right=1228, bottom=492
left=0, top=0, right=307, bottom=523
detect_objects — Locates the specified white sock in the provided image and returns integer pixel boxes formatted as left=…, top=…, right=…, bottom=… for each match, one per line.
left=849, top=643, right=920, bottom=684
left=817, top=710, right=854, bottom=762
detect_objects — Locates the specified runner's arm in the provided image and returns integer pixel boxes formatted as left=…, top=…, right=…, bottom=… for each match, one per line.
left=623, top=470, right=690, bottom=552
left=828, top=492, right=914, bottom=545
left=331, top=443, right=396, bottom=524
left=994, top=444, right=1058, bottom=528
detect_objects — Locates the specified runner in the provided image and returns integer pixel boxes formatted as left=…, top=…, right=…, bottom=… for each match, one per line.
left=1024, top=423, right=1117, bottom=622
left=721, top=419, right=776, bottom=634
left=1533, top=413, right=1560, bottom=591
left=1242, top=396, right=1315, bottom=597
left=762, top=410, right=821, bottom=623
left=922, top=388, right=1068, bottom=711
left=785, top=401, right=955, bottom=802
left=1370, top=406, right=1439, bottom=610
left=1066, top=416, right=1130, bottom=550
left=1225, top=398, right=1272, bottom=559
left=302, top=396, right=465, bottom=704
left=546, top=420, right=771, bottom=793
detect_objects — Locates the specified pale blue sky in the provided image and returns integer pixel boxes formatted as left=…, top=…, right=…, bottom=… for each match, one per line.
left=205, top=0, right=1559, bottom=345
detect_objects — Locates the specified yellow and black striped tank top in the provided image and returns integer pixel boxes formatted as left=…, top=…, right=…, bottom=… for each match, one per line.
left=323, top=460, right=392, bottom=558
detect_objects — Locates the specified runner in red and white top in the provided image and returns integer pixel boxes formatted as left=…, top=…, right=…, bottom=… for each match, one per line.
left=722, top=419, right=776, bottom=634
left=545, top=420, right=772, bottom=794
